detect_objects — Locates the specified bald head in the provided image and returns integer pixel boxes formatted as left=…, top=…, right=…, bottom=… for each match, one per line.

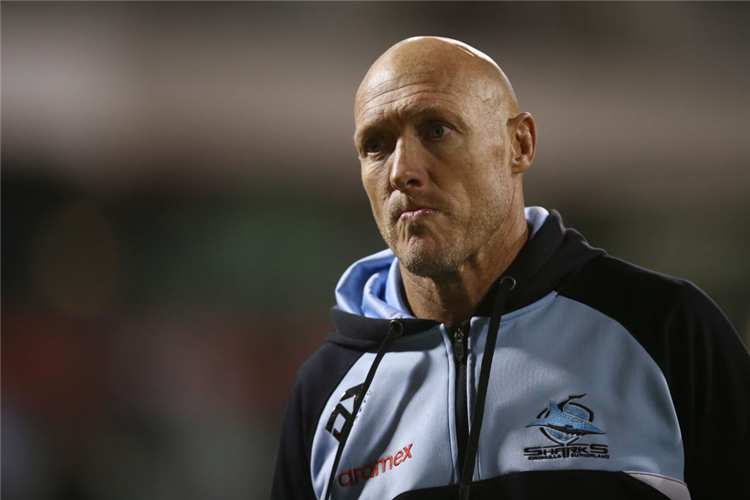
left=355, top=36, right=519, bottom=124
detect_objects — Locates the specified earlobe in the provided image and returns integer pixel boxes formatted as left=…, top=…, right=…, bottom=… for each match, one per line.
left=510, top=112, right=537, bottom=174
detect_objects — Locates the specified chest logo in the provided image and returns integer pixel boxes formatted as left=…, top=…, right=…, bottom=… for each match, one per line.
left=325, top=383, right=367, bottom=441
left=526, top=394, right=603, bottom=445
left=524, top=394, right=609, bottom=460
left=338, top=443, right=414, bottom=488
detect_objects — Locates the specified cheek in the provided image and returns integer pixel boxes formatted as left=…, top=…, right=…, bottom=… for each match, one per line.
left=362, top=159, right=391, bottom=191
left=361, top=168, right=388, bottom=217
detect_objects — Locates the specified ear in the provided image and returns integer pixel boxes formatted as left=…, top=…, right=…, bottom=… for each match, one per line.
left=509, top=112, right=537, bottom=174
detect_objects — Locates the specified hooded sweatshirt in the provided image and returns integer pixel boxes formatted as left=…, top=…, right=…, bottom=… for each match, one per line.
left=272, top=207, right=749, bottom=500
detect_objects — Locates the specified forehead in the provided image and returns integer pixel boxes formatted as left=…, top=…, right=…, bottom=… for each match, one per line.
left=355, top=68, right=487, bottom=131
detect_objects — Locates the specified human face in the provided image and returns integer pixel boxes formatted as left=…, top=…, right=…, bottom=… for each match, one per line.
left=354, top=65, right=515, bottom=277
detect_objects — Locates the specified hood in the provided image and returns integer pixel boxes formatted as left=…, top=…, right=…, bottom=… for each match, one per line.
left=327, top=207, right=605, bottom=350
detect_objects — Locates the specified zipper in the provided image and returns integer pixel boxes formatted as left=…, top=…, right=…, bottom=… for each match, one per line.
left=453, top=326, right=469, bottom=478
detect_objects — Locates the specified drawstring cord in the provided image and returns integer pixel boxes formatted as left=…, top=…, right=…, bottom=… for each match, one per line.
left=324, top=319, right=404, bottom=500
left=458, top=275, right=516, bottom=500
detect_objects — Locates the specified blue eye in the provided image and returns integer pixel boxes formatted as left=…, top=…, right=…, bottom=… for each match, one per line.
left=429, top=125, right=447, bottom=138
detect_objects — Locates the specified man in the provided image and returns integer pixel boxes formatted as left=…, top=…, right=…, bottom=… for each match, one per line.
left=272, top=37, right=749, bottom=500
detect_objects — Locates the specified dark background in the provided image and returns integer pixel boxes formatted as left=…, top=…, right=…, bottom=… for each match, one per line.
left=3, top=2, right=749, bottom=499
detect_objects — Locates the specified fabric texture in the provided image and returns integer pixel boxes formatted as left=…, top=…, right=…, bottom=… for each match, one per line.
left=272, top=208, right=750, bottom=500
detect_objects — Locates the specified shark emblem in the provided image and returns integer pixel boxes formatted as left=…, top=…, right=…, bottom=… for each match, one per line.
left=526, top=394, right=604, bottom=444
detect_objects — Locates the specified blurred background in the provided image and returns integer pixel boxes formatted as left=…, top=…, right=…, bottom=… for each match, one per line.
left=2, top=2, right=749, bottom=499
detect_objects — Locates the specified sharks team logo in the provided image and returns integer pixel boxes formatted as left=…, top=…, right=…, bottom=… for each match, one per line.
left=526, top=394, right=604, bottom=445
left=524, top=394, right=609, bottom=460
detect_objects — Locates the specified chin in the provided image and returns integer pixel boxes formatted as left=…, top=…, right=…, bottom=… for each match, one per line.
left=382, top=225, right=462, bottom=276
left=398, top=245, right=462, bottom=278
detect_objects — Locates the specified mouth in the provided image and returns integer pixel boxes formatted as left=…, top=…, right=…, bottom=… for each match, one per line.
left=398, top=207, right=439, bottom=223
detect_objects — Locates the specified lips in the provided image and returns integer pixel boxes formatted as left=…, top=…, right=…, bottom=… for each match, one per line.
left=399, top=207, right=439, bottom=223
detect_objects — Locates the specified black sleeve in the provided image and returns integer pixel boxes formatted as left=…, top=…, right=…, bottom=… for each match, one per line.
left=271, top=343, right=362, bottom=500
left=272, top=373, right=317, bottom=500
left=561, top=255, right=750, bottom=499
left=661, top=280, right=750, bottom=499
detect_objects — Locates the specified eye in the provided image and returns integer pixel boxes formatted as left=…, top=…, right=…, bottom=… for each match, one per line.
left=364, top=138, right=383, bottom=154
left=427, top=124, right=449, bottom=139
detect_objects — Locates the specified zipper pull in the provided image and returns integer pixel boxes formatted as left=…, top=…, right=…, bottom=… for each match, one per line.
left=454, top=328, right=467, bottom=364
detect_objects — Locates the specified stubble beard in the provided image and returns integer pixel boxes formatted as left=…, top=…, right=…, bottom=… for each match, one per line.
left=385, top=222, right=462, bottom=277
left=376, top=193, right=507, bottom=278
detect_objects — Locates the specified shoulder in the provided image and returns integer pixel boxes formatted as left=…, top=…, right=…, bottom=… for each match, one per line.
left=272, top=340, right=364, bottom=499
left=558, top=253, right=749, bottom=394
left=290, top=341, right=364, bottom=416
left=558, top=253, right=749, bottom=423
left=560, top=254, right=729, bottom=345
left=562, top=253, right=706, bottom=312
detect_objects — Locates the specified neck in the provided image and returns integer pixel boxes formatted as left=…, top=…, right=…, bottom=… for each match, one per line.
left=400, top=207, right=528, bottom=325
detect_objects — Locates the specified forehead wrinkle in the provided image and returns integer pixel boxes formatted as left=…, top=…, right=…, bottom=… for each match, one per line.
left=355, top=66, right=482, bottom=111
left=358, top=88, right=463, bottom=121
left=360, top=72, right=447, bottom=97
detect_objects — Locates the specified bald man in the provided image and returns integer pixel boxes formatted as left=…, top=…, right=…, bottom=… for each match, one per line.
left=272, top=37, right=749, bottom=500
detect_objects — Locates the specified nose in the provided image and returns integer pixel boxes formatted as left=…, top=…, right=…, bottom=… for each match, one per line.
left=389, top=137, right=428, bottom=192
